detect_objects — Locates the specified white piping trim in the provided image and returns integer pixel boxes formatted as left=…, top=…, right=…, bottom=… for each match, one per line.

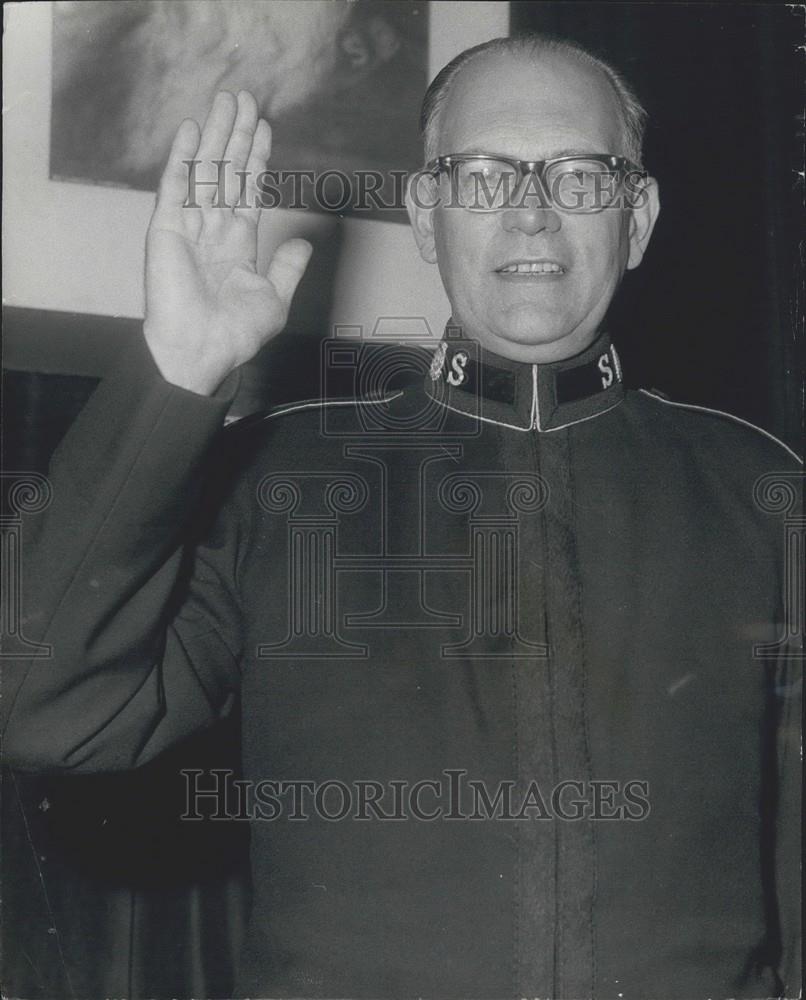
left=434, top=391, right=624, bottom=433
left=228, top=392, right=406, bottom=428
left=540, top=397, right=625, bottom=433
left=437, top=397, right=534, bottom=432
left=638, top=389, right=803, bottom=465
left=531, top=364, right=541, bottom=431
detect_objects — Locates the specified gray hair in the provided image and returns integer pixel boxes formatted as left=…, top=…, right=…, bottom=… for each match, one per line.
left=420, top=33, right=648, bottom=167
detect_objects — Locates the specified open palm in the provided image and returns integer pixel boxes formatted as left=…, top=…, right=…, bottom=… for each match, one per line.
left=144, top=91, right=312, bottom=395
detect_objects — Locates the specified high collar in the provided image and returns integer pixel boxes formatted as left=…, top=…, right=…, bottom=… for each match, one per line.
left=423, top=325, right=625, bottom=432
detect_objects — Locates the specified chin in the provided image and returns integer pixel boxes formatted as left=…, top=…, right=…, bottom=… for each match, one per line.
left=494, top=325, right=561, bottom=346
left=481, top=312, right=599, bottom=363
left=492, top=309, right=570, bottom=346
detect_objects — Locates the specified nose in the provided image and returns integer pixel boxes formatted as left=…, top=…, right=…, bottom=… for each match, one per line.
left=500, top=207, right=562, bottom=236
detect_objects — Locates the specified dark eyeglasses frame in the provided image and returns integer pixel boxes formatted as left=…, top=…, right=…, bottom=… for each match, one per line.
left=424, top=152, right=640, bottom=180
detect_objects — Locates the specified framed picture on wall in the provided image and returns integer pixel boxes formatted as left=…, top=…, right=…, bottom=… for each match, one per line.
left=50, top=0, right=429, bottom=222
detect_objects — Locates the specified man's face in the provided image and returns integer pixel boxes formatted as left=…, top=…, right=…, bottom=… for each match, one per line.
left=408, top=50, right=659, bottom=362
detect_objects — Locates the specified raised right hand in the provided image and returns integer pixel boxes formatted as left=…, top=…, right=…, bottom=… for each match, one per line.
left=143, top=90, right=312, bottom=395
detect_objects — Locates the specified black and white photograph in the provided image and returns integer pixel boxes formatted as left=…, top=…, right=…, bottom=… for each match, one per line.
left=2, top=2, right=803, bottom=998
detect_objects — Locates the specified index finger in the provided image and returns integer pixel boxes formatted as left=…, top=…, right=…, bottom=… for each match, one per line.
left=152, top=117, right=201, bottom=228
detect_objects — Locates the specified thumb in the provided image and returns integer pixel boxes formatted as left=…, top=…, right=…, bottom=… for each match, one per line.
left=266, top=238, right=313, bottom=311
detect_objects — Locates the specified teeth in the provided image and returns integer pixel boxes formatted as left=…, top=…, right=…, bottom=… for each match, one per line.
left=499, top=262, right=563, bottom=274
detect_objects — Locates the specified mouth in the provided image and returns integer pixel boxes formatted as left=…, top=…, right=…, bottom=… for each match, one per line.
left=495, top=259, right=566, bottom=276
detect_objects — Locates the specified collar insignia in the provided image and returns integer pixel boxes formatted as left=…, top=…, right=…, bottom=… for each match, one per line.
left=424, top=328, right=625, bottom=432
left=429, top=341, right=448, bottom=381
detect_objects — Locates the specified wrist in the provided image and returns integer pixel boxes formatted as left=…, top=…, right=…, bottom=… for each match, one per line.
left=142, top=323, right=231, bottom=396
left=156, top=365, right=226, bottom=397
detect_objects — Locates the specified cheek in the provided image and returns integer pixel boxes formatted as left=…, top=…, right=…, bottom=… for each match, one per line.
left=572, top=217, right=629, bottom=288
left=434, top=212, right=490, bottom=290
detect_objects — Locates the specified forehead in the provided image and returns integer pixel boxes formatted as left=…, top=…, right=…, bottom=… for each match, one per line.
left=438, top=49, right=623, bottom=158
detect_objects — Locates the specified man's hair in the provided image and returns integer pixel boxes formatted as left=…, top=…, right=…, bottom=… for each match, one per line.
left=420, top=33, right=648, bottom=167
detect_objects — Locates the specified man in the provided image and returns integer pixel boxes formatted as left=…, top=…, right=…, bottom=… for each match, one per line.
left=4, top=34, right=801, bottom=999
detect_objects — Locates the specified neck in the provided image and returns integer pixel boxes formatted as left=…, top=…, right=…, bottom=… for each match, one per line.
left=447, top=323, right=600, bottom=365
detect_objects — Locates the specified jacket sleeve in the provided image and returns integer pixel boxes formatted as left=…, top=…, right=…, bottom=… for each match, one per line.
left=2, top=331, right=251, bottom=773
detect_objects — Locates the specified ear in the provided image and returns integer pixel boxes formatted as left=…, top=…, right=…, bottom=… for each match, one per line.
left=406, top=171, right=438, bottom=264
left=626, top=175, right=660, bottom=270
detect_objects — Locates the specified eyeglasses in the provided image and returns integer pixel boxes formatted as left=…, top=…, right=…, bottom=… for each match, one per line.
left=423, top=153, right=644, bottom=213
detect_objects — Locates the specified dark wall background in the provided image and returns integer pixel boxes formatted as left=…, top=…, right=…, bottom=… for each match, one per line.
left=2, top=4, right=803, bottom=998
left=511, top=1, right=804, bottom=453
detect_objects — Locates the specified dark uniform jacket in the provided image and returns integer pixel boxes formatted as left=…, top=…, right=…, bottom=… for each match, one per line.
left=4, top=327, right=802, bottom=999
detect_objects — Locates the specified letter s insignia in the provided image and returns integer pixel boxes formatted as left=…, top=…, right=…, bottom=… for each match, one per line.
left=597, top=353, right=614, bottom=389
left=446, top=351, right=469, bottom=386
